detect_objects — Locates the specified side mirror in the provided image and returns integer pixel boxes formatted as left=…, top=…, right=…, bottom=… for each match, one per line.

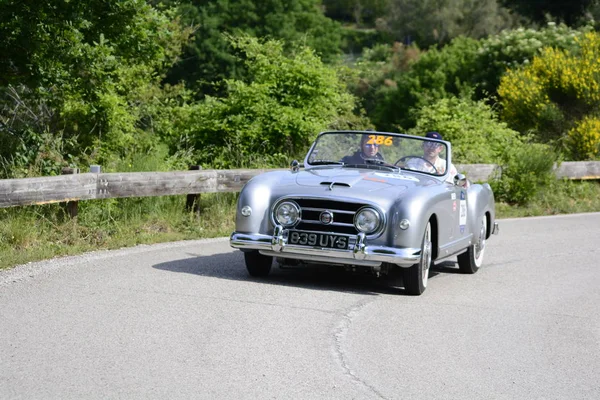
left=453, top=173, right=467, bottom=187
left=290, top=160, right=301, bottom=173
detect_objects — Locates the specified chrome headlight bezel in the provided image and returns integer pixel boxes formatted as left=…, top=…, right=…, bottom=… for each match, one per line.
left=354, top=206, right=382, bottom=234
left=273, top=200, right=301, bottom=227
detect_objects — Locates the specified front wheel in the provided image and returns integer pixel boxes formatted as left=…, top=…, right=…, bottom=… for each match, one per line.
left=244, top=251, right=273, bottom=277
left=457, top=214, right=487, bottom=274
left=403, top=222, right=432, bottom=295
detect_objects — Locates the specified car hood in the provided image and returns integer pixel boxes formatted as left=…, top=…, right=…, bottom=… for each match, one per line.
left=293, top=167, right=433, bottom=193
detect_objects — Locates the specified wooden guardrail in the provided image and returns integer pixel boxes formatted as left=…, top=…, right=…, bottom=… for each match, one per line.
left=1, top=162, right=599, bottom=210
left=456, top=161, right=600, bottom=182
left=0, top=169, right=277, bottom=209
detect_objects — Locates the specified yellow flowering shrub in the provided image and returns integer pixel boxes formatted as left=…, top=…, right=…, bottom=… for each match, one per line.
left=567, top=116, right=600, bottom=160
left=498, top=32, right=600, bottom=159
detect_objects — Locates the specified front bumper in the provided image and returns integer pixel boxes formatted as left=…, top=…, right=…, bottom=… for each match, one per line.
left=230, top=225, right=421, bottom=268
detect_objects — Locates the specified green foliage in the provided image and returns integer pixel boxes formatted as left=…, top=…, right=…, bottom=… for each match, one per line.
left=501, top=0, right=596, bottom=25
left=345, top=42, right=421, bottom=131
left=0, top=0, right=191, bottom=176
left=322, top=0, right=391, bottom=25
left=490, top=143, right=557, bottom=205
left=409, top=97, right=522, bottom=163
left=498, top=31, right=600, bottom=158
left=372, top=37, right=481, bottom=130
left=382, top=0, right=516, bottom=48
left=0, top=191, right=238, bottom=269
left=162, top=0, right=343, bottom=95
left=476, top=23, right=592, bottom=98
left=341, top=26, right=392, bottom=55
left=174, top=35, right=369, bottom=169
left=495, top=179, right=600, bottom=218
left=365, top=23, right=590, bottom=131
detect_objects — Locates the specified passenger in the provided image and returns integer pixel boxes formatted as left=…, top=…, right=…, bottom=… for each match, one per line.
left=407, top=131, right=467, bottom=186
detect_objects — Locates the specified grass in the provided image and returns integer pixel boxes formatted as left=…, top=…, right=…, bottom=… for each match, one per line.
left=0, top=193, right=238, bottom=270
left=495, top=179, right=600, bottom=218
left=1, top=179, right=599, bottom=271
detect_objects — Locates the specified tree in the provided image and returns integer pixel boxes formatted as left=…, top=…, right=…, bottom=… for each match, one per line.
left=0, top=0, right=191, bottom=175
left=322, top=0, right=391, bottom=25
left=361, top=23, right=589, bottom=131
left=173, top=35, right=369, bottom=169
left=501, top=0, right=595, bottom=25
left=498, top=32, right=600, bottom=159
left=161, top=0, right=343, bottom=95
left=382, top=0, right=516, bottom=48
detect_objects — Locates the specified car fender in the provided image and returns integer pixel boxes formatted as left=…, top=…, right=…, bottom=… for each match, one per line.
left=466, top=183, right=495, bottom=238
left=388, top=186, right=447, bottom=249
left=236, top=171, right=283, bottom=234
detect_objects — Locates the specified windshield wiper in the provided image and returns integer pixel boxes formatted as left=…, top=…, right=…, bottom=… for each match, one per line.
left=343, top=160, right=399, bottom=172
left=309, top=160, right=344, bottom=166
left=363, top=158, right=400, bottom=171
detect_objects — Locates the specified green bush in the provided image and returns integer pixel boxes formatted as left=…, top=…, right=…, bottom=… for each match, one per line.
left=567, top=116, right=600, bottom=160
left=175, top=35, right=370, bottom=169
left=371, top=37, right=480, bottom=130
left=490, top=143, right=557, bottom=205
left=0, top=1, right=191, bottom=176
left=366, top=23, right=590, bottom=131
left=474, top=23, right=591, bottom=98
left=499, top=31, right=600, bottom=158
left=409, top=97, right=522, bottom=164
left=341, top=26, right=392, bottom=55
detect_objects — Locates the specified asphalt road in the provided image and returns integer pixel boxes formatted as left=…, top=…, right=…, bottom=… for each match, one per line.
left=1, top=213, right=599, bottom=399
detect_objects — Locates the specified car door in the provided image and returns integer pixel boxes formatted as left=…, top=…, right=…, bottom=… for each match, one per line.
left=436, top=182, right=470, bottom=259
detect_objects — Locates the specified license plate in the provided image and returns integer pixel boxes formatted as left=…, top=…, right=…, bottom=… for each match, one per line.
left=287, top=230, right=349, bottom=250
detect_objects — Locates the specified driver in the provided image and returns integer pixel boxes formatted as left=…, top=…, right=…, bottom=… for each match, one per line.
left=407, top=131, right=459, bottom=184
left=341, top=134, right=385, bottom=164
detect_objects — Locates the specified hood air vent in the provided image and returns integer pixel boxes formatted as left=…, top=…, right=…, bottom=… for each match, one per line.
left=320, top=181, right=351, bottom=190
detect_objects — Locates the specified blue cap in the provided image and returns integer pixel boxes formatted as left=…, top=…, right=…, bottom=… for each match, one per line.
left=425, top=131, right=443, bottom=140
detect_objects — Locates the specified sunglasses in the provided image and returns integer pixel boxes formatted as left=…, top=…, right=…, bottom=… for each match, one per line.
left=423, top=142, right=441, bottom=148
left=364, top=143, right=379, bottom=148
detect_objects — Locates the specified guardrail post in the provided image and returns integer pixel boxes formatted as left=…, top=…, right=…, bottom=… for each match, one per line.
left=186, top=165, right=202, bottom=216
left=61, top=167, right=80, bottom=218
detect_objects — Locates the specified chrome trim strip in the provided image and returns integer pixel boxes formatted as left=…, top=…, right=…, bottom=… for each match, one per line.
left=300, top=220, right=355, bottom=228
left=301, top=207, right=355, bottom=214
left=230, top=230, right=420, bottom=267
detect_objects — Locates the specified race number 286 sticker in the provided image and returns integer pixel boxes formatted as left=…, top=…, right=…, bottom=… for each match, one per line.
left=459, top=191, right=467, bottom=233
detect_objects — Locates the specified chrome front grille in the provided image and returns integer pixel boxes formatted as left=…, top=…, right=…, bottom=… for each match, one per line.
left=290, top=198, right=367, bottom=235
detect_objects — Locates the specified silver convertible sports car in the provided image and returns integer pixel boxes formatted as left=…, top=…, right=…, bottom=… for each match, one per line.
left=230, top=131, right=499, bottom=295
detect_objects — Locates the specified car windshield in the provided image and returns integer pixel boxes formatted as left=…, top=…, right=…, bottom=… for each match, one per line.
left=306, top=131, right=449, bottom=177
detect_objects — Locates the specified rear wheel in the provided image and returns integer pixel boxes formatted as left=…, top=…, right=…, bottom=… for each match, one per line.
left=458, top=214, right=487, bottom=274
left=403, top=222, right=432, bottom=295
left=244, top=251, right=273, bottom=277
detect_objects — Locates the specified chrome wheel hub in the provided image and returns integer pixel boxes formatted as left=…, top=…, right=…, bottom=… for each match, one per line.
left=474, top=220, right=486, bottom=260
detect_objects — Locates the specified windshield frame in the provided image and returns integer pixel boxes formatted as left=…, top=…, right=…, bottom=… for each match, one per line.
left=304, top=130, right=453, bottom=179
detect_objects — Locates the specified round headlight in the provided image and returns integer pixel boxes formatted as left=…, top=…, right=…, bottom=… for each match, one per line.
left=274, top=201, right=300, bottom=226
left=354, top=207, right=381, bottom=234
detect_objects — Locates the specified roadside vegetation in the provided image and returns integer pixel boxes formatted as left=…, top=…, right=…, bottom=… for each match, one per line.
left=1, top=0, right=600, bottom=269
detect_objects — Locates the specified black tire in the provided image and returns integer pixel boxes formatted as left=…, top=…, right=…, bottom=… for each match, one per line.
left=244, top=251, right=273, bottom=277
left=403, top=222, right=432, bottom=295
left=457, top=214, right=487, bottom=274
